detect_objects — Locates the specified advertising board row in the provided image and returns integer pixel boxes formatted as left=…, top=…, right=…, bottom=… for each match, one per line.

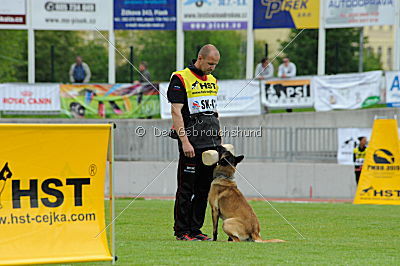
left=262, top=71, right=382, bottom=111
left=0, top=80, right=263, bottom=118
left=1, top=0, right=396, bottom=30
left=0, top=83, right=160, bottom=119
left=3, top=70, right=400, bottom=116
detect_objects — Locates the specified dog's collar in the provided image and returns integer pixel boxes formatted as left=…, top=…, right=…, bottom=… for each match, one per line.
left=213, top=172, right=234, bottom=180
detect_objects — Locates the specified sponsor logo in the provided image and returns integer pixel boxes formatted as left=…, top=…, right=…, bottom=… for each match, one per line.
left=364, top=149, right=400, bottom=171
left=390, top=75, right=400, bottom=91
left=360, top=186, right=400, bottom=198
left=44, top=2, right=96, bottom=12
left=261, top=0, right=309, bottom=19
left=2, top=98, right=52, bottom=105
left=183, top=164, right=196, bottom=173
left=265, top=80, right=311, bottom=104
left=173, top=86, right=182, bottom=91
left=191, top=81, right=217, bottom=91
left=360, top=186, right=373, bottom=196
left=21, top=91, right=33, bottom=97
left=373, top=149, right=394, bottom=164
left=0, top=162, right=92, bottom=209
left=192, top=101, right=200, bottom=108
left=191, top=81, right=199, bottom=90
left=0, top=162, right=13, bottom=209
left=0, top=15, right=25, bottom=24
left=184, top=0, right=212, bottom=7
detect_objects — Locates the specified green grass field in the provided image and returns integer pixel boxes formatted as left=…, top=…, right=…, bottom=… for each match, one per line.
left=59, top=199, right=399, bottom=265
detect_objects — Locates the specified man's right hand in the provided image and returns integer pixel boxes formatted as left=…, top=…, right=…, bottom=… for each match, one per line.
left=182, top=141, right=195, bottom=158
left=171, top=103, right=195, bottom=158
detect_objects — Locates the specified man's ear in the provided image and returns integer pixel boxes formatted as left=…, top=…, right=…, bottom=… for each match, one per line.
left=235, top=155, right=244, bottom=164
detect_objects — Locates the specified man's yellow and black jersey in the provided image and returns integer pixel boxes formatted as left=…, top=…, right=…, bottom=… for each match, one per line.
left=353, top=146, right=367, bottom=168
left=167, top=60, right=218, bottom=119
left=167, top=60, right=221, bottom=149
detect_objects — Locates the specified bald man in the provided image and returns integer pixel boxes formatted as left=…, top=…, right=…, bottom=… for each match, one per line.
left=167, top=44, right=221, bottom=241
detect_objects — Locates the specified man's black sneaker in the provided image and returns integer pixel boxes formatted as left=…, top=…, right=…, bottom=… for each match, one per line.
left=176, top=234, right=200, bottom=241
left=192, top=233, right=213, bottom=241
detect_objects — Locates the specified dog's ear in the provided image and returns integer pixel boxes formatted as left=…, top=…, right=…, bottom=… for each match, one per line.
left=235, top=155, right=244, bottom=164
left=216, top=145, right=226, bottom=155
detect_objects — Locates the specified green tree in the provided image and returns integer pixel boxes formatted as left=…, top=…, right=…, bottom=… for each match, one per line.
left=0, top=30, right=27, bottom=82
left=279, top=28, right=382, bottom=75
left=35, top=30, right=80, bottom=82
left=130, top=30, right=177, bottom=82
left=362, top=45, right=382, bottom=71
left=185, top=31, right=246, bottom=79
left=115, top=30, right=142, bottom=83
left=184, top=31, right=246, bottom=80
left=35, top=30, right=108, bottom=83
left=129, top=30, right=248, bottom=81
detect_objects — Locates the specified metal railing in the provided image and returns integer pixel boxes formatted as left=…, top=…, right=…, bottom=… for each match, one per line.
left=114, top=124, right=338, bottom=163
left=292, top=128, right=338, bottom=162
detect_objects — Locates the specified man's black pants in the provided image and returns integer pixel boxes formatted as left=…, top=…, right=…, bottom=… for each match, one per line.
left=355, top=170, right=361, bottom=184
left=173, top=147, right=216, bottom=236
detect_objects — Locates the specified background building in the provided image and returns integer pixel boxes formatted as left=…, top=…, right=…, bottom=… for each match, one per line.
left=254, top=28, right=291, bottom=60
left=364, top=25, right=395, bottom=70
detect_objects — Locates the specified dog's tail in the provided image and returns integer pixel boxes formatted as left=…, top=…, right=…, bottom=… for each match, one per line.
left=252, top=233, right=285, bottom=243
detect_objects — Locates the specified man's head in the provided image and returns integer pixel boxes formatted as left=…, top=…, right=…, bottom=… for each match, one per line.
left=283, top=57, right=290, bottom=66
left=358, top=136, right=367, bottom=147
left=261, top=57, right=269, bottom=67
left=76, top=56, right=83, bottom=65
left=139, top=61, right=148, bottom=72
left=195, top=44, right=220, bottom=75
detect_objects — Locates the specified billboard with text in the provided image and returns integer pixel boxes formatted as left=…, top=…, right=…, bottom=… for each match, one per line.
left=325, top=0, right=395, bottom=28
left=253, top=0, right=319, bottom=29
left=0, top=0, right=27, bottom=29
left=182, top=0, right=249, bottom=31
left=114, top=0, right=176, bottom=30
left=31, top=0, right=111, bottom=30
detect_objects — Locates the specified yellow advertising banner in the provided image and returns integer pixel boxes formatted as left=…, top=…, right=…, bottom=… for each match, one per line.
left=253, top=0, right=320, bottom=29
left=354, top=119, right=400, bottom=205
left=0, top=124, right=112, bottom=265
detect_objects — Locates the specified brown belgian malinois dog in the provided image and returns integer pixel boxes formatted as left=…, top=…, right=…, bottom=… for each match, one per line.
left=203, top=145, right=285, bottom=243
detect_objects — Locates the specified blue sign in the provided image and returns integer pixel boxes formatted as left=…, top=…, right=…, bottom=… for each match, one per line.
left=253, top=0, right=293, bottom=29
left=114, top=0, right=176, bottom=30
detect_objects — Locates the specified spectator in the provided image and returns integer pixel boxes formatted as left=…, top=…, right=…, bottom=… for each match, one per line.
left=353, top=136, right=368, bottom=185
left=255, top=57, right=274, bottom=80
left=69, top=56, right=91, bottom=83
left=136, top=61, right=151, bottom=84
left=135, top=61, right=152, bottom=105
left=278, top=57, right=296, bottom=78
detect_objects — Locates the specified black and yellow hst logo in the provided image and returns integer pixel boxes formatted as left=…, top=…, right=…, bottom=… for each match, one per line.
left=191, top=81, right=217, bottom=90
left=367, top=149, right=400, bottom=171
left=360, top=186, right=400, bottom=198
left=0, top=162, right=91, bottom=209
